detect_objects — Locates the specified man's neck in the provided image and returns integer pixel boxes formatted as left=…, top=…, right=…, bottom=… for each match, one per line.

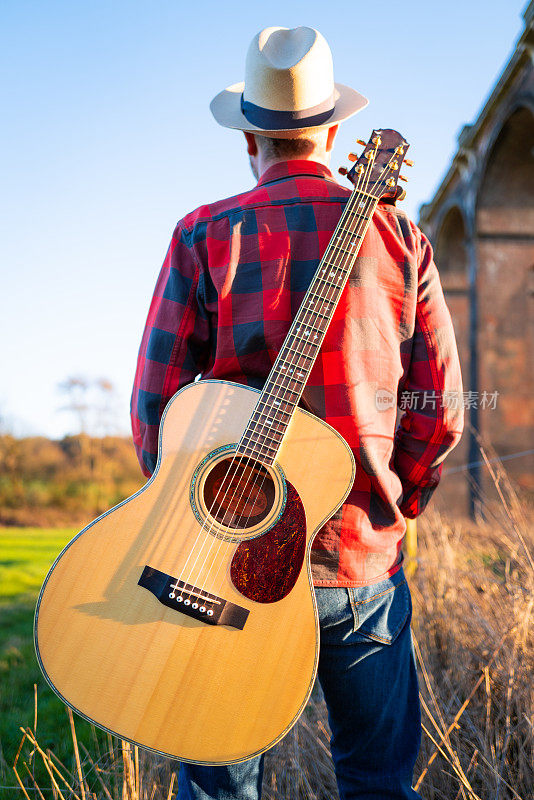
left=252, top=152, right=331, bottom=181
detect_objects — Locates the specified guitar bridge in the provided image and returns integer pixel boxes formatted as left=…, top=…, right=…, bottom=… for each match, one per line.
left=138, top=565, right=249, bottom=630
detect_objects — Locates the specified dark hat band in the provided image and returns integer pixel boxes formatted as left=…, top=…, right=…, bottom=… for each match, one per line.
left=240, top=92, right=335, bottom=130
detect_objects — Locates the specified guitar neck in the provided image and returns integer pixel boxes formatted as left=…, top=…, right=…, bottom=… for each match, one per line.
left=237, top=188, right=380, bottom=464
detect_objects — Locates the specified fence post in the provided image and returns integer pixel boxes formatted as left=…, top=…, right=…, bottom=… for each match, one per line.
left=404, top=517, right=418, bottom=578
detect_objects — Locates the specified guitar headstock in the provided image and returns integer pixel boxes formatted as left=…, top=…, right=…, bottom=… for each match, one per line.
left=338, top=129, right=412, bottom=201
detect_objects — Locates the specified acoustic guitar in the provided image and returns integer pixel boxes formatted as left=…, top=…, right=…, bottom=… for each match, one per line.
left=35, top=130, right=410, bottom=764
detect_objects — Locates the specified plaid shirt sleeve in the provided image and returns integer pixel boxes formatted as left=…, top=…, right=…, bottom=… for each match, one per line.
left=130, top=222, right=210, bottom=476
left=392, top=231, right=464, bottom=518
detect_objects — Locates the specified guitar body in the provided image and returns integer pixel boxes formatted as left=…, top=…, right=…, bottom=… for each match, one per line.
left=35, top=380, right=355, bottom=764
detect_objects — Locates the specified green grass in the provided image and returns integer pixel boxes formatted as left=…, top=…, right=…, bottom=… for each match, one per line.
left=0, top=527, right=102, bottom=791
left=0, top=528, right=74, bottom=601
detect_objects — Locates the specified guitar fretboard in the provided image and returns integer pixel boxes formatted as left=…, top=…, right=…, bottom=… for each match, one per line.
left=236, top=189, right=380, bottom=464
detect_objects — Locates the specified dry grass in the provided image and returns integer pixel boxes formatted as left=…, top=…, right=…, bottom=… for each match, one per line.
left=11, top=449, right=534, bottom=799
left=408, top=449, right=534, bottom=799
left=13, top=712, right=178, bottom=800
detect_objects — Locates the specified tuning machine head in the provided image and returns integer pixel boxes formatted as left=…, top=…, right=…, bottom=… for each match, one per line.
left=338, top=129, right=411, bottom=201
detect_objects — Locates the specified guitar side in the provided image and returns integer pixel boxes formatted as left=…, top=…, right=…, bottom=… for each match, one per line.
left=35, top=380, right=355, bottom=764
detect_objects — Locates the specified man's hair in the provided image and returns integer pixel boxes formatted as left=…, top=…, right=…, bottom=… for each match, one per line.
left=255, top=135, right=318, bottom=160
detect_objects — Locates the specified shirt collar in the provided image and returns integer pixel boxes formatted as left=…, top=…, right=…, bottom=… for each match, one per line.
left=257, top=160, right=336, bottom=187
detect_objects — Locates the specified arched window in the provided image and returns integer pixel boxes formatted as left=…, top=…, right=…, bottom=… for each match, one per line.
left=434, top=206, right=468, bottom=276
left=477, top=107, right=534, bottom=226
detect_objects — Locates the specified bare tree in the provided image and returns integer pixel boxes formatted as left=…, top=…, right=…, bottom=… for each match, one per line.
left=57, top=376, right=90, bottom=433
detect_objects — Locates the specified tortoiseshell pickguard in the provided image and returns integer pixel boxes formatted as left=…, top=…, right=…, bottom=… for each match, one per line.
left=230, top=482, right=306, bottom=603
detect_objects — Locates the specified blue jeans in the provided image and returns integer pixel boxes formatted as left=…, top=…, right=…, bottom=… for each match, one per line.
left=176, top=567, right=421, bottom=799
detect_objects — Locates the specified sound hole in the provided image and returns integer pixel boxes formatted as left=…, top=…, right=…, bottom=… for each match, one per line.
left=203, top=457, right=275, bottom=530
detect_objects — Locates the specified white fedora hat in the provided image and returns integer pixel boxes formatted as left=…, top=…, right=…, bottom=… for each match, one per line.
left=210, top=26, right=368, bottom=138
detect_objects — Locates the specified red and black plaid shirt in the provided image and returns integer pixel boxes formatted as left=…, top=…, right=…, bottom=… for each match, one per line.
left=131, top=160, right=463, bottom=586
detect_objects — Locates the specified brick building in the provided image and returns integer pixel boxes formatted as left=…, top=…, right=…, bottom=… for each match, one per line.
left=419, top=1, right=534, bottom=514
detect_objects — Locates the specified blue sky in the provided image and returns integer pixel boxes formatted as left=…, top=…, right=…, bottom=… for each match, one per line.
left=0, top=0, right=528, bottom=438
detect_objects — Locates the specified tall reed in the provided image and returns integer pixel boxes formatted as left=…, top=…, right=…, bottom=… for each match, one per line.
left=12, top=448, right=533, bottom=799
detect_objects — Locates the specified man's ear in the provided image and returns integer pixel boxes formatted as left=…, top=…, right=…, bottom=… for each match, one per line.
left=326, top=125, right=339, bottom=152
left=244, top=131, right=258, bottom=156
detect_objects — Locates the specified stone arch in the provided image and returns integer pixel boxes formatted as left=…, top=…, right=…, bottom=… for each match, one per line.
left=477, top=105, right=534, bottom=226
left=474, top=105, right=534, bottom=464
left=434, top=205, right=468, bottom=276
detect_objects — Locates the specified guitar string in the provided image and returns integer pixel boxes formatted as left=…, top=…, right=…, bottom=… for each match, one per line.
left=233, top=140, right=403, bottom=478
left=196, top=146, right=393, bottom=598
left=173, top=146, right=378, bottom=602
left=174, top=182, right=370, bottom=604
left=177, top=138, right=401, bottom=604
left=182, top=153, right=380, bottom=599
left=174, top=161, right=374, bottom=603
left=188, top=141, right=397, bottom=600
left=205, top=142, right=406, bottom=595
left=199, top=203, right=382, bottom=596
left=193, top=144, right=403, bottom=605
left=206, top=170, right=396, bottom=600
left=193, top=143, right=404, bottom=607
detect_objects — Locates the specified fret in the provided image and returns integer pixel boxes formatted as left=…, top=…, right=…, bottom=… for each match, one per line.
left=244, top=425, right=286, bottom=443
left=300, top=305, right=330, bottom=321
left=236, top=450, right=274, bottom=465
left=314, top=276, right=346, bottom=293
left=272, top=366, right=311, bottom=386
left=329, top=246, right=354, bottom=258
left=337, top=210, right=369, bottom=225
left=237, top=440, right=278, bottom=457
left=259, top=396, right=295, bottom=412
left=237, top=447, right=277, bottom=465
left=240, top=430, right=281, bottom=447
left=313, top=276, right=344, bottom=291
left=278, top=347, right=315, bottom=363
left=258, top=394, right=299, bottom=414
left=237, top=446, right=277, bottom=460
left=339, top=205, right=372, bottom=220
left=249, top=387, right=303, bottom=415
left=252, top=406, right=293, bottom=423
left=242, top=394, right=302, bottom=437
left=262, top=382, right=300, bottom=400
left=318, top=265, right=348, bottom=279
left=281, top=334, right=321, bottom=354
left=294, top=318, right=325, bottom=333
left=272, top=371, right=307, bottom=387
left=350, top=190, right=379, bottom=202
left=317, top=265, right=350, bottom=281
left=241, top=437, right=285, bottom=455
left=317, top=264, right=350, bottom=280
left=329, top=242, right=360, bottom=257
left=332, top=231, right=363, bottom=246
left=305, top=292, right=336, bottom=310
left=252, top=406, right=292, bottom=422
left=279, top=343, right=320, bottom=362
left=256, top=403, right=297, bottom=423
left=274, top=359, right=313, bottom=379
left=246, top=406, right=291, bottom=425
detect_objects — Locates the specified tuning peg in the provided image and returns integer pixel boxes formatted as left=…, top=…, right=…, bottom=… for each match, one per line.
left=338, top=166, right=348, bottom=176
left=347, top=152, right=358, bottom=162
left=356, top=139, right=367, bottom=147
left=399, top=174, right=408, bottom=182
left=404, top=159, right=414, bottom=167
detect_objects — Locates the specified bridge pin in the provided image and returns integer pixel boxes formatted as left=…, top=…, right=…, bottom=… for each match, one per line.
left=192, top=602, right=198, bottom=609
left=200, top=607, right=206, bottom=613
left=207, top=609, right=214, bottom=616
left=184, top=599, right=191, bottom=605
left=177, top=596, right=183, bottom=602
left=169, top=593, right=175, bottom=599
